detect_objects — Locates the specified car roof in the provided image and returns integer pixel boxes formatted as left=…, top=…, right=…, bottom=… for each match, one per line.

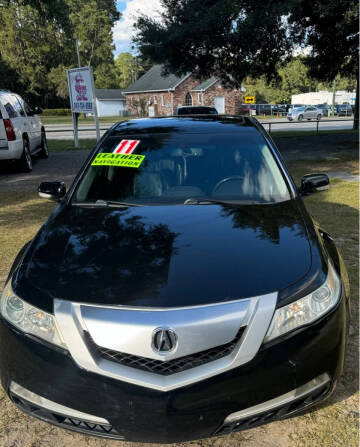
left=177, top=105, right=215, bottom=109
left=112, top=115, right=257, bottom=135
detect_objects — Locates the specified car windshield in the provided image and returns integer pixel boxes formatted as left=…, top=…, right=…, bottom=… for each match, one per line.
left=293, top=107, right=305, bottom=111
left=73, top=129, right=291, bottom=205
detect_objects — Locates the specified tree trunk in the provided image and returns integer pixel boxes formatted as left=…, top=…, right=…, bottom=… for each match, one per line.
left=353, top=73, right=359, bottom=130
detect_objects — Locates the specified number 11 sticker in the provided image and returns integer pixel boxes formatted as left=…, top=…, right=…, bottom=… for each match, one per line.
left=113, top=140, right=141, bottom=154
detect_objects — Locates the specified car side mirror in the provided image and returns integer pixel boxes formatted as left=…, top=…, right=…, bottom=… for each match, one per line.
left=300, top=174, right=329, bottom=195
left=33, top=106, right=43, bottom=115
left=38, top=181, right=66, bottom=201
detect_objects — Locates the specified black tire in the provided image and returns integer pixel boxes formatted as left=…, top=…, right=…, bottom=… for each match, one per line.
left=298, top=114, right=303, bottom=121
left=19, top=139, right=32, bottom=172
left=39, top=131, right=49, bottom=158
left=316, top=114, right=322, bottom=121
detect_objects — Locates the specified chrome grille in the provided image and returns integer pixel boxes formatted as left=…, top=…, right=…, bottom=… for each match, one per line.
left=85, top=327, right=245, bottom=376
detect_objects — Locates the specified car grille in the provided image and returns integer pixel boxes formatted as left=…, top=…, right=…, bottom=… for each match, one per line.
left=10, top=392, right=124, bottom=440
left=85, top=327, right=245, bottom=376
left=214, top=381, right=331, bottom=436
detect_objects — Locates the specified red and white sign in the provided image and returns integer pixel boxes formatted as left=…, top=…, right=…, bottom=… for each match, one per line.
left=113, top=140, right=141, bottom=155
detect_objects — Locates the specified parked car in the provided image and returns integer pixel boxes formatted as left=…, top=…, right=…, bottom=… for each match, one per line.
left=255, top=104, right=273, bottom=115
left=272, top=104, right=288, bottom=115
left=1, top=116, right=349, bottom=443
left=0, top=90, right=48, bottom=171
left=315, top=104, right=331, bottom=117
left=288, top=104, right=304, bottom=111
left=336, top=104, right=353, bottom=117
left=176, top=106, right=218, bottom=115
left=287, top=106, right=323, bottom=121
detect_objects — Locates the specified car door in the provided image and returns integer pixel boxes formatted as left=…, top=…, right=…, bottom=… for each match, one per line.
left=0, top=103, right=7, bottom=149
left=19, top=97, right=41, bottom=150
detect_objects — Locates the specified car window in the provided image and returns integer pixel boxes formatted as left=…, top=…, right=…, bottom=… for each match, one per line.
left=12, top=96, right=26, bottom=117
left=74, top=130, right=291, bottom=205
left=18, top=97, right=33, bottom=116
left=0, top=94, right=18, bottom=118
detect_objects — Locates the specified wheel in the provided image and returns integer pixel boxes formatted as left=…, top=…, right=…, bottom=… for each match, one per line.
left=39, top=131, right=49, bottom=158
left=298, top=114, right=303, bottom=121
left=307, top=118, right=311, bottom=120
left=316, top=114, right=322, bottom=121
left=19, top=139, right=32, bottom=172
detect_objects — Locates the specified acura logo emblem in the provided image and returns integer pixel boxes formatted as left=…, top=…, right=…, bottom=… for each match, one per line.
left=152, top=328, right=177, bottom=353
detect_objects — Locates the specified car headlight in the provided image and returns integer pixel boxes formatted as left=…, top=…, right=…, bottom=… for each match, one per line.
left=264, top=262, right=341, bottom=343
left=0, top=280, right=67, bottom=349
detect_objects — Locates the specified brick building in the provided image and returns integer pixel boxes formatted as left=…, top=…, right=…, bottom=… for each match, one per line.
left=123, top=65, right=243, bottom=116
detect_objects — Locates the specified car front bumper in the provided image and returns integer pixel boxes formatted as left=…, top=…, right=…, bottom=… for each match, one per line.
left=0, top=296, right=347, bottom=443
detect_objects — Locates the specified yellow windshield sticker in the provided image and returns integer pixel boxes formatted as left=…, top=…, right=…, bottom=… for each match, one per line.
left=91, top=153, right=145, bottom=168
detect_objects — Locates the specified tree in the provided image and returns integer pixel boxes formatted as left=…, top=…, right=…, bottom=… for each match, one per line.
left=48, top=65, right=70, bottom=99
left=0, top=0, right=120, bottom=105
left=134, top=0, right=358, bottom=126
left=289, top=0, right=358, bottom=127
left=116, top=53, right=135, bottom=88
left=278, top=58, right=316, bottom=96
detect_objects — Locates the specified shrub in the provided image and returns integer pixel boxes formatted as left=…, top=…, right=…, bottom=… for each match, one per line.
left=42, top=108, right=72, bottom=116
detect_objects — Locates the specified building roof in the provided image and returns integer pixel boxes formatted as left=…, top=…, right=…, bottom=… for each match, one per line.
left=123, top=65, right=190, bottom=94
left=95, top=89, right=125, bottom=100
left=191, top=77, right=218, bottom=92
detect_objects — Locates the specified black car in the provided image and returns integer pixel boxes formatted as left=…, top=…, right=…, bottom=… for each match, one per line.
left=176, top=105, right=218, bottom=115
left=0, top=116, right=350, bottom=443
left=336, top=104, right=353, bottom=117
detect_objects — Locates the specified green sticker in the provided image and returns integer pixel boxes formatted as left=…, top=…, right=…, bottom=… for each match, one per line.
left=91, top=153, right=145, bottom=168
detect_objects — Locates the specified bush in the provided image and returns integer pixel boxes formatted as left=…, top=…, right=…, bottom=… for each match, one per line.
left=42, top=108, right=72, bottom=116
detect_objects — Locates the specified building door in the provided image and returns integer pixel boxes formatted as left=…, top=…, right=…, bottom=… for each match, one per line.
left=214, top=96, right=225, bottom=114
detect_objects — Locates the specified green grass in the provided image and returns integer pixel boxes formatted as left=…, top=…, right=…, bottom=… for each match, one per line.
left=47, top=138, right=96, bottom=153
left=41, top=115, right=133, bottom=125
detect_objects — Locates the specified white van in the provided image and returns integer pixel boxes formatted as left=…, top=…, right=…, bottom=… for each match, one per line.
left=0, top=90, right=48, bottom=172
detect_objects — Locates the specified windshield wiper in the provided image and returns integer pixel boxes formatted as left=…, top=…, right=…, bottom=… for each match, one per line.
left=73, top=200, right=144, bottom=208
left=183, top=197, right=263, bottom=205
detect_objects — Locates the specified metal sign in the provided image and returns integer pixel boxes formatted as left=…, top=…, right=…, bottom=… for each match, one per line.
left=67, top=66, right=100, bottom=146
left=67, top=67, right=95, bottom=113
left=244, top=96, right=255, bottom=104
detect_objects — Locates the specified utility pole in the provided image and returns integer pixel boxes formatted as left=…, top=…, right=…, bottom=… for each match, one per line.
left=331, top=79, right=336, bottom=116
left=75, top=39, right=81, bottom=67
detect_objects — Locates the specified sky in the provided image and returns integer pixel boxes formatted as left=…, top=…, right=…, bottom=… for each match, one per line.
left=113, top=0, right=163, bottom=56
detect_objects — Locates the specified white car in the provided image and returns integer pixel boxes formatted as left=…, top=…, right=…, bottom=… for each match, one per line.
left=287, top=106, right=323, bottom=122
left=0, top=90, right=48, bottom=172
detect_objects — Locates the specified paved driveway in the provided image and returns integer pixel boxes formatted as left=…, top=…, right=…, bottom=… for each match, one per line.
left=0, top=150, right=90, bottom=192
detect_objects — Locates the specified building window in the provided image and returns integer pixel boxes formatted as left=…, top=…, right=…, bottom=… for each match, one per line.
left=153, top=95, right=157, bottom=104
left=185, top=92, right=192, bottom=106
left=161, top=95, right=165, bottom=106
left=198, top=93, right=202, bottom=104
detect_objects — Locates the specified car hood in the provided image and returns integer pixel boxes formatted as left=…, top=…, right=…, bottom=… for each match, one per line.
left=16, top=200, right=313, bottom=309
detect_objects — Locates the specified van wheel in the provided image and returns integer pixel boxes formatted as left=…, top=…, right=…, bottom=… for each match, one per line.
left=39, top=131, right=49, bottom=158
left=19, top=139, right=32, bottom=172
left=298, top=114, right=303, bottom=121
